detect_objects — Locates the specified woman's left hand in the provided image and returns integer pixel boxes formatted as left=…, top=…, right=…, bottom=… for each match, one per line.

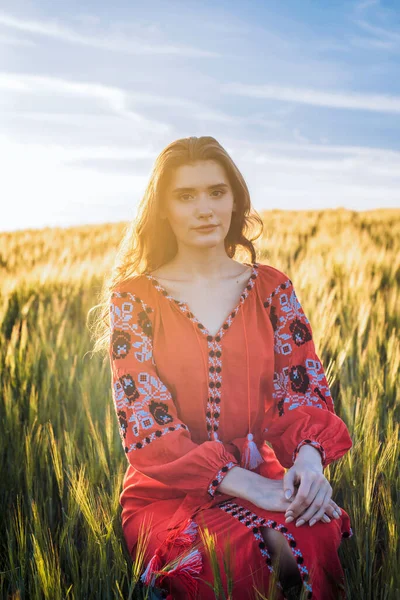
left=282, top=446, right=333, bottom=527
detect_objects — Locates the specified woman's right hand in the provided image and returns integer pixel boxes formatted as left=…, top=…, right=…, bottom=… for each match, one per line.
left=251, top=477, right=342, bottom=525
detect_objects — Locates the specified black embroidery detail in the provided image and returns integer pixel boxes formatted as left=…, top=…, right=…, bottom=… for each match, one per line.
left=290, top=318, right=312, bottom=346
left=290, top=365, right=310, bottom=394
left=278, top=399, right=285, bottom=417
left=269, top=305, right=278, bottom=331
left=149, top=401, right=174, bottom=426
left=117, top=410, right=128, bottom=438
left=137, top=310, right=153, bottom=337
left=112, top=330, right=131, bottom=359
left=119, top=373, right=140, bottom=403
left=315, top=387, right=328, bottom=405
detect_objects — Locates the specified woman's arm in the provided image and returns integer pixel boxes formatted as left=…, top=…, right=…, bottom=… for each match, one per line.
left=217, top=465, right=290, bottom=512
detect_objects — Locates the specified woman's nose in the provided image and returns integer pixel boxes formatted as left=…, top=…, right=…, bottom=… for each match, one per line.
left=196, top=198, right=213, bottom=216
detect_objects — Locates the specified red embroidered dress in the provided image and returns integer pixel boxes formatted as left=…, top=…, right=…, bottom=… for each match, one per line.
left=109, top=262, right=354, bottom=600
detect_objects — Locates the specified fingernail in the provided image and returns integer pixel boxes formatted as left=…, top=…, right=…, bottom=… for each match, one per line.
left=309, top=519, right=316, bottom=526
left=285, top=490, right=292, bottom=499
left=285, top=516, right=294, bottom=523
left=324, top=516, right=331, bottom=522
left=333, top=510, right=339, bottom=518
left=296, top=519, right=305, bottom=527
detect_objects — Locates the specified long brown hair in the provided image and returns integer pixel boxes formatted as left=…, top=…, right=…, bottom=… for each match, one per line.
left=87, top=135, right=264, bottom=357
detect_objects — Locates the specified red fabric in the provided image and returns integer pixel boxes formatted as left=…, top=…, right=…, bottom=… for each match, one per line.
left=109, top=262, right=354, bottom=599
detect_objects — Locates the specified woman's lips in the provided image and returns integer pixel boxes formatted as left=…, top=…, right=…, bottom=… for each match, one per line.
left=194, top=225, right=218, bottom=231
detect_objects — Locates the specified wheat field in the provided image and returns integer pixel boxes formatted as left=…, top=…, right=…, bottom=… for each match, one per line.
left=0, top=208, right=399, bottom=599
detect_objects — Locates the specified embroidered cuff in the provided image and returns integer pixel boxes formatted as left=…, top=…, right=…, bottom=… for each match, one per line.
left=292, top=439, right=327, bottom=467
left=207, top=461, right=238, bottom=497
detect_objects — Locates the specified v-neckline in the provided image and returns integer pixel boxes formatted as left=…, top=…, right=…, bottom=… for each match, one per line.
left=144, top=262, right=260, bottom=341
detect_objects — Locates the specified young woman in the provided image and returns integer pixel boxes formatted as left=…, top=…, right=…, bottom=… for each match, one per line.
left=93, top=136, right=353, bottom=600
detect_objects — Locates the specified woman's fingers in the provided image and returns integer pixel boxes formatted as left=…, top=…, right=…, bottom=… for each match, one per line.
left=321, top=514, right=331, bottom=523
left=285, top=486, right=338, bottom=526
left=294, top=487, right=331, bottom=527
left=286, top=501, right=342, bottom=527
left=325, top=499, right=342, bottom=519
left=284, top=475, right=318, bottom=519
left=312, top=499, right=342, bottom=524
left=284, top=480, right=318, bottom=523
left=308, top=489, right=332, bottom=526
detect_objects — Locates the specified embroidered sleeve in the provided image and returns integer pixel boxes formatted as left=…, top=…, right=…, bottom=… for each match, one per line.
left=261, top=270, right=353, bottom=469
left=109, top=287, right=239, bottom=499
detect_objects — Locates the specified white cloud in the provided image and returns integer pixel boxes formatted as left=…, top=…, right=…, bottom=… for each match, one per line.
left=0, top=72, right=172, bottom=133
left=220, top=82, right=400, bottom=114
left=354, top=0, right=380, bottom=11
left=0, top=11, right=220, bottom=57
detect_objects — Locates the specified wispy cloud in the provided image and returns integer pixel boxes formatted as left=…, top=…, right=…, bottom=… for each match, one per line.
left=355, top=19, right=400, bottom=43
left=220, top=82, right=400, bottom=114
left=350, top=18, right=400, bottom=51
left=0, top=73, right=173, bottom=133
left=0, top=11, right=220, bottom=57
left=354, top=0, right=380, bottom=11
left=1, top=72, right=279, bottom=128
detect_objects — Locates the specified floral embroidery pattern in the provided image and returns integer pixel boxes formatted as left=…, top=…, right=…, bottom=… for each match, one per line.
left=218, top=500, right=314, bottom=598
left=207, top=461, right=237, bottom=497
left=110, top=290, right=183, bottom=452
left=110, top=291, right=154, bottom=364
left=264, top=278, right=334, bottom=417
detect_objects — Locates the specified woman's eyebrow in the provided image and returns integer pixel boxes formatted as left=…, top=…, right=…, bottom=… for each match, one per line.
left=171, top=183, right=229, bottom=195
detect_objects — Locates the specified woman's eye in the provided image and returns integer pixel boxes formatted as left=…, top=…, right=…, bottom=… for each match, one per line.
left=178, top=190, right=224, bottom=201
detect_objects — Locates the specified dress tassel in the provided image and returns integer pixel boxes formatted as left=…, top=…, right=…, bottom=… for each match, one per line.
left=140, top=547, right=163, bottom=587
left=164, top=517, right=198, bottom=549
left=240, top=432, right=264, bottom=470
left=158, top=548, right=203, bottom=599
left=141, top=518, right=201, bottom=592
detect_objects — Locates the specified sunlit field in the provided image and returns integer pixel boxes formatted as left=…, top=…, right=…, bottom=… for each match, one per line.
left=1, top=208, right=399, bottom=599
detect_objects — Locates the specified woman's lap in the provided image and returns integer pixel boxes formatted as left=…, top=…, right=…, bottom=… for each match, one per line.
left=124, top=495, right=353, bottom=600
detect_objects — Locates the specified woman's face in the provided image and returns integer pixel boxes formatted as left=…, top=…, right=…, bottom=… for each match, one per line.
left=161, top=160, right=236, bottom=250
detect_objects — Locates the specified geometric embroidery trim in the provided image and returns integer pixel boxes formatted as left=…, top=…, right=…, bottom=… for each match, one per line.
left=208, top=461, right=238, bottom=497
left=144, top=262, right=260, bottom=342
left=145, top=263, right=260, bottom=439
left=292, top=439, right=327, bottom=467
left=217, top=500, right=313, bottom=598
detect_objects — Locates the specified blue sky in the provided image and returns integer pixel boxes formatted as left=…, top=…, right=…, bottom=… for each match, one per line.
left=1, top=0, right=399, bottom=232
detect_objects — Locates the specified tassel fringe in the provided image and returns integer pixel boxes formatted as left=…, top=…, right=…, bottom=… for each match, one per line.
left=158, top=548, right=203, bottom=598
left=240, top=432, right=264, bottom=470
left=141, top=518, right=202, bottom=596
left=164, top=517, right=199, bottom=550
left=140, top=547, right=163, bottom=587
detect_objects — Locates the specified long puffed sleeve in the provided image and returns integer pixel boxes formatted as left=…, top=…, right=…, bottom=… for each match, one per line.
left=262, top=269, right=353, bottom=469
left=109, top=286, right=239, bottom=500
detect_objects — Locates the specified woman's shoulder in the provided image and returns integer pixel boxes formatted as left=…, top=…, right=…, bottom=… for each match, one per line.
left=111, top=273, right=155, bottom=304
left=256, top=262, right=292, bottom=290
